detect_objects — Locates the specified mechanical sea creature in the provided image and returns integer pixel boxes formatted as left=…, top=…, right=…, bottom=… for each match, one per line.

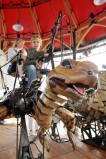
left=0, top=58, right=99, bottom=151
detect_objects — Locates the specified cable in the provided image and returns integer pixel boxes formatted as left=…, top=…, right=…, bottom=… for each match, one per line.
left=30, top=142, right=42, bottom=155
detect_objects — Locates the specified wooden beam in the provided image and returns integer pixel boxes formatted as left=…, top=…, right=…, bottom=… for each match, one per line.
left=62, top=0, right=86, bottom=46
left=76, top=24, right=94, bottom=49
left=41, top=40, right=51, bottom=51
left=0, top=0, right=7, bottom=38
left=76, top=13, right=106, bottom=49
left=42, top=7, right=106, bottom=50
left=43, top=31, right=70, bottom=41
left=28, top=0, right=38, bottom=33
left=32, top=7, right=42, bottom=34
left=55, top=37, right=70, bottom=49
left=0, top=14, right=2, bottom=34
left=28, top=0, right=42, bottom=34
left=94, top=21, right=106, bottom=28
left=76, top=12, right=106, bottom=32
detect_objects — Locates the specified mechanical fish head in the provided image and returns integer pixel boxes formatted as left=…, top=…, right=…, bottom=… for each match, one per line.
left=48, top=59, right=98, bottom=96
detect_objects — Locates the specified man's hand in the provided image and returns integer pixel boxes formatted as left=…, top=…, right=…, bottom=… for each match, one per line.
left=44, top=53, right=49, bottom=57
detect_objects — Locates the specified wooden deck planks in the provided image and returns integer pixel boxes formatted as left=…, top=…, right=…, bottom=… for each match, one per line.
left=0, top=118, right=105, bottom=159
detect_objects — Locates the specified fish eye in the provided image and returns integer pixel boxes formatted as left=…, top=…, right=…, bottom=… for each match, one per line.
left=88, top=70, right=93, bottom=75
left=61, top=60, right=72, bottom=68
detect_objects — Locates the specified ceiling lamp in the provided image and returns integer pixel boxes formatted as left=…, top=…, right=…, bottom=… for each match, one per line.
left=94, top=0, right=106, bottom=5
left=12, top=21, right=24, bottom=32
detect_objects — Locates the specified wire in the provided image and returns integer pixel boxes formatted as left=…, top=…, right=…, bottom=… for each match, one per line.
left=30, top=142, right=42, bottom=155
left=0, top=51, right=20, bottom=69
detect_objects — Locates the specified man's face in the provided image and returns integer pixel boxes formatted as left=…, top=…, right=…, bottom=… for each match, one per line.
left=31, top=38, right=42, bottom=51
left=17, top=42, right=24, bottom=48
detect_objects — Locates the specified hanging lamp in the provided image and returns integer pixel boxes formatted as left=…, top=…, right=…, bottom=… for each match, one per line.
left=94, top=0, right=106, bottom=5
left=12, top=8, right=24, bottom=32
left=12, top=20, right=24, bottom=32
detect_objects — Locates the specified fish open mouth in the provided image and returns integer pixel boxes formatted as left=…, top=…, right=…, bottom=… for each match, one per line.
left=72, top=84, right=85, bottom=95
left=51, top=77, right=89, bottom=95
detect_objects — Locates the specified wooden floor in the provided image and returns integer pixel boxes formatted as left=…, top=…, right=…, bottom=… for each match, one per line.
left=0, top=118, right=106, bottom=159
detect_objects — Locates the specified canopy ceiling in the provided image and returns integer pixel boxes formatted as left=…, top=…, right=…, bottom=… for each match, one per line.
left=1, top=0, right=106, bottom=52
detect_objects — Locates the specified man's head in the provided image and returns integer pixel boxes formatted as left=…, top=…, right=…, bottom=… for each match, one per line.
left=13, top=38, right=25, bottom=48
left=31, top=34, right=42, bottom=51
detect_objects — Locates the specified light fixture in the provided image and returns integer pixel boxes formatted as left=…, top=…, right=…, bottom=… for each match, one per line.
left=94, top=0, right=106, bottom=5
left=12, top=20, right=24, bottom=32
left=12, top=8, right=24, bottom=32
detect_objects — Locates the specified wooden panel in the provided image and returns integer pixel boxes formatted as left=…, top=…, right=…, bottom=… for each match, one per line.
left=0, top=118, right=105, bottom=159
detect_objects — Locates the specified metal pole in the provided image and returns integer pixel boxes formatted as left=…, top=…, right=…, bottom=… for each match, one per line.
left=18, top=115, right=34, bottom=159
left=72, top=30, right=76, bottom=60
